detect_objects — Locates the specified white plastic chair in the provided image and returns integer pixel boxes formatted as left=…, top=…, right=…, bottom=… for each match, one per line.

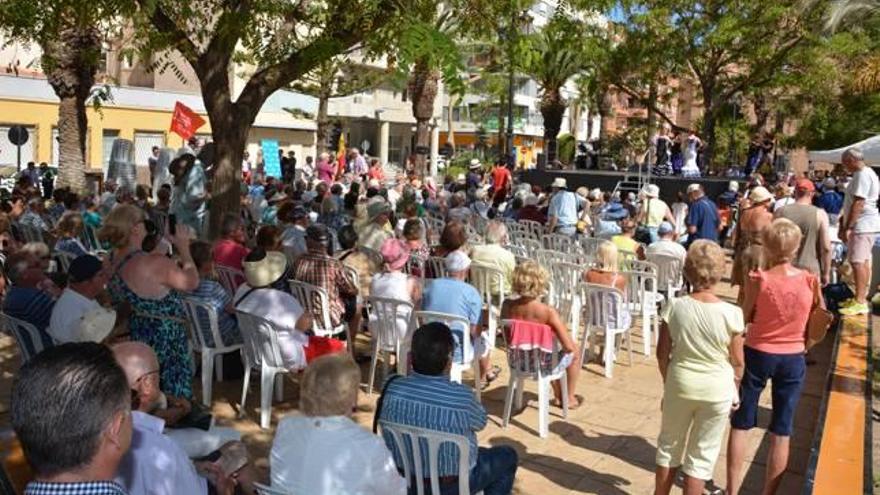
left=379, top=421, right=476, bottom=495
left=580, top=236, right=603, bottom=259
left=544, top=233, right=577, bottom=254
left=579, top=283, right=633, bottom=378
left=54, top=250, right=77, bottom=274
left=365, top=296, right=414, bottom=394
left=411, top=310, right=481, bottom=400
left=427, top=256, right=448, bottom=279
left=468, top=262, right=507, bottom=351
left=646, top=253, right=684, bottom=297
left=235, top=311, right=290, bottom=429
left=181, top=298, right=245, bottom=407
left=0, top=313, right=49, bottom=364
left=500, top=319, right=569, bottom=438
left=288, top=280, right=351, bottom=341
left=548, top=261, right=583, bottom=332
left=216, top=266, right=245, bottom=296
left=621, top=269, right=664, bottom=355
left=518, top=220, right=543, bottom=240
left=518, top=238, right=542, bottom=258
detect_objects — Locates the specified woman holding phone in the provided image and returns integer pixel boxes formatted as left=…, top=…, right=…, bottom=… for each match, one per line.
left=100, top=204, right=200, bottom=400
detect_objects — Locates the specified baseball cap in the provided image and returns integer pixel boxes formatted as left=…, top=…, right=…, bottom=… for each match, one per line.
left=686, top=183, right=701, bottom=194
left=68, top=255, right=104, bottom=284
left=795, top=178, right=816, bottom=193
left=658, top=221, right=674, bottom=235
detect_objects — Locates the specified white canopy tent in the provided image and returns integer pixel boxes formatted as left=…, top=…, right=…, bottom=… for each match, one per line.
left=808, top=135, right=880, bottom=165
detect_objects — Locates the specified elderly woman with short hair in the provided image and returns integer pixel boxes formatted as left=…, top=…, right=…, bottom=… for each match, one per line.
left=727, top=218, right=824, bottom=495
left=270, top=354, right=406, bottom=495
left=471, top=220, right=516, bottom=295
left=501, top=261, right=582, bottom=408
left=655, top=240, right=745, bottom=495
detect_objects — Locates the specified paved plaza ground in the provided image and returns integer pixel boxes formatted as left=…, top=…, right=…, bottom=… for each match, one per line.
left=0, top=276, right=837, bottom=494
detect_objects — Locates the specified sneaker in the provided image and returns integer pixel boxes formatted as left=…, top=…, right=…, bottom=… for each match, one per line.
left=839, top=302, right=870, bottom=316
left=840, top=298, right=857, bottom=308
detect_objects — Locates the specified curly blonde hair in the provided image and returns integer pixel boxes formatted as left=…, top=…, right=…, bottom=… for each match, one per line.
left=684, top=240, right=726, bottom=290
left=299, top=354, right=360, bottom=417
left=762, top=218, right=802, bottom=266
left=512, top=260, right=549, bottom=299
left=98, top=205, right=144, bottom=249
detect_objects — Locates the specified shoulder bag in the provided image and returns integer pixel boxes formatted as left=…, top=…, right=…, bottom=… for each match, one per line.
left=805, top=275, right=834, bottom=351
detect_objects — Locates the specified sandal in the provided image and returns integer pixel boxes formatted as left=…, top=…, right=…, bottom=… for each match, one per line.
left=552, top=394, right=584, bottom=410
left=480, top=365, right=502, bottom=390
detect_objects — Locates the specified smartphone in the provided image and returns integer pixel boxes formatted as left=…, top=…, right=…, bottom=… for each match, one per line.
left=168, top=214, right=177, bottom=236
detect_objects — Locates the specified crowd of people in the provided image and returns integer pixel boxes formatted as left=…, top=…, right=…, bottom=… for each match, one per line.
left=0, top=141, right=876, bottom=495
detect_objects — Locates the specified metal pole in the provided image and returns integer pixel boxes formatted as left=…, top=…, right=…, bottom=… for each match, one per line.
left=16, top=144, right=21, bottom=173
left=506, top=10, right=516, bottom=169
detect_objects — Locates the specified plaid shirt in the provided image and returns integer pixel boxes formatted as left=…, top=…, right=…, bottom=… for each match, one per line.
left=25, top=481, right=128, bottom=495
left=291, top=248, right=358, bottom=327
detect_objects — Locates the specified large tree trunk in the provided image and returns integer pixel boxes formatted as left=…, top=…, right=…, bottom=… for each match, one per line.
left=540, top=87, right=566, bottom=165
left=408, top=60, right=439, bottom=177
left=701, top=109, right=718, bottom=172
left=316, top=91, right=331, bottom=155
left=751, top=92, right=770, bottom=134
left=446, top=95, right=457, bottom=151
left=42, top=20, right=99, bottom=194
left=645, top=83, right=658, bottom=164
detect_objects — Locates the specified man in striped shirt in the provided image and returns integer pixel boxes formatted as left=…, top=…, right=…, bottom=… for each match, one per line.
left=378, top=323, right=518, bottom=494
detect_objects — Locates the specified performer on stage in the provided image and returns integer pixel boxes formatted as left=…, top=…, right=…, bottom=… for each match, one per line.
left=670, top=130, right=683, bottom=175
left=652, top=124, right=673, bottom=176
left=681, top=130, right=703, bottom=178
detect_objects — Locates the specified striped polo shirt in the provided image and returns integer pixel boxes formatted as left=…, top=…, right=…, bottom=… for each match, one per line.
left=378, top=373, right=487, bottom=476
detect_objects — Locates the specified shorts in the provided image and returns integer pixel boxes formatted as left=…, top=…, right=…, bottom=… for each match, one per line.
left=848, top=233, right=878, bottom=264
left=731, top=346, right=805, bottom=436
left=655, top=396, right=731, bottom=480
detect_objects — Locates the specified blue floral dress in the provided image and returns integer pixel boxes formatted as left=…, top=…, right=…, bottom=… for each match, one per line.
left=110, top=251, right=193, bottom=399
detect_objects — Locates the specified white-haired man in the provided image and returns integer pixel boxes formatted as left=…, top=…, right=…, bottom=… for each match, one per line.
left=471, top=221, right=516, bottom=295
left=839, top=147, right=880, bottom=315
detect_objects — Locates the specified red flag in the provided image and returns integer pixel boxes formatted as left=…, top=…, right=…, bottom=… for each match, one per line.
left=169, top=102, right=206, bottom=140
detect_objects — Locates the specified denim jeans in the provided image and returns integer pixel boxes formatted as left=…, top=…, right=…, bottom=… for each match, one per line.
left=554, top=225, right=577, bottom=237
left=415, top=446, right=518, bottom=495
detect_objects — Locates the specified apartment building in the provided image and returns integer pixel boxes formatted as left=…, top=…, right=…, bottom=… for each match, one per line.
left=0, top=41, right=317, bottom=177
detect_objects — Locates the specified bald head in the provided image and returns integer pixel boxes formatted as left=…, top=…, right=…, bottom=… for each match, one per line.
left=112, top=342, right=158, bottom=388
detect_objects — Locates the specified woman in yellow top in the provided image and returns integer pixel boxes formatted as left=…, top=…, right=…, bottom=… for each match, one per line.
left=654, top=240, right=745, bottom=495
left=611, top=219, right=645, bottom=261
left=638, top=184, right=676, bottom=244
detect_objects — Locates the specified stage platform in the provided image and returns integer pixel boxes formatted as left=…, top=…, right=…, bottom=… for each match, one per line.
left=520, top=168, right=735, bottom=203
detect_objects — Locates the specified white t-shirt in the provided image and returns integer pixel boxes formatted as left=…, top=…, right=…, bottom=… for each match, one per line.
left=48, top=288, right=102, bottom=343
left=234, top=284, right=309, bottom=370
left=844, top=167, right=880, bottom=233
left=271, top=414, right=406, bottom=495
left=645, top=239, right=687, bottom=262
left=369, top=272, right=414, bottom=342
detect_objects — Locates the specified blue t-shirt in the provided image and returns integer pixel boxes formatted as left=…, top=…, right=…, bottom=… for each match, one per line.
left=686, top=196, right=719, bottom=242
left=421, top=278, right=482, bottom=362
left=816, top=191, right=843, bottom=216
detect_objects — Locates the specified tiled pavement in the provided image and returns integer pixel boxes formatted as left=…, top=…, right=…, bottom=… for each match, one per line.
left=0, top=290, right=835, bottom=494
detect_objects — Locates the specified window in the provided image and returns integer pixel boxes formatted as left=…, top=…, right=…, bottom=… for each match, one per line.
left=0, top=125, right=36, bottom=168
left=51, top=127, right=90, bottom=168
left=133, top=132, right=165, bottom=167
left=102, top=130, right=119, bottom=175
left=453, top=107, right=462, bottom=122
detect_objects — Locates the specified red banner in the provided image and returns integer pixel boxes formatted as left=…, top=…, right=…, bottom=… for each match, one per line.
left=169, top=102, right=206, bottom=140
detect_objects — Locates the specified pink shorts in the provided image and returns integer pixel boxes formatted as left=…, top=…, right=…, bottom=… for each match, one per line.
left=847, top=233, right=878, bottom=264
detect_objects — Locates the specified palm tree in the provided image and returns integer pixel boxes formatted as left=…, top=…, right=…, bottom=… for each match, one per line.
left=522, top=17, right=588, bottom=164
left=826, top=0, right=880, bottom=92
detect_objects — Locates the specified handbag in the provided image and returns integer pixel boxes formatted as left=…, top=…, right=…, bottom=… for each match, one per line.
left=805, top=276, right=834, bottom=351
left=634, top=197, right=653, bottom=244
